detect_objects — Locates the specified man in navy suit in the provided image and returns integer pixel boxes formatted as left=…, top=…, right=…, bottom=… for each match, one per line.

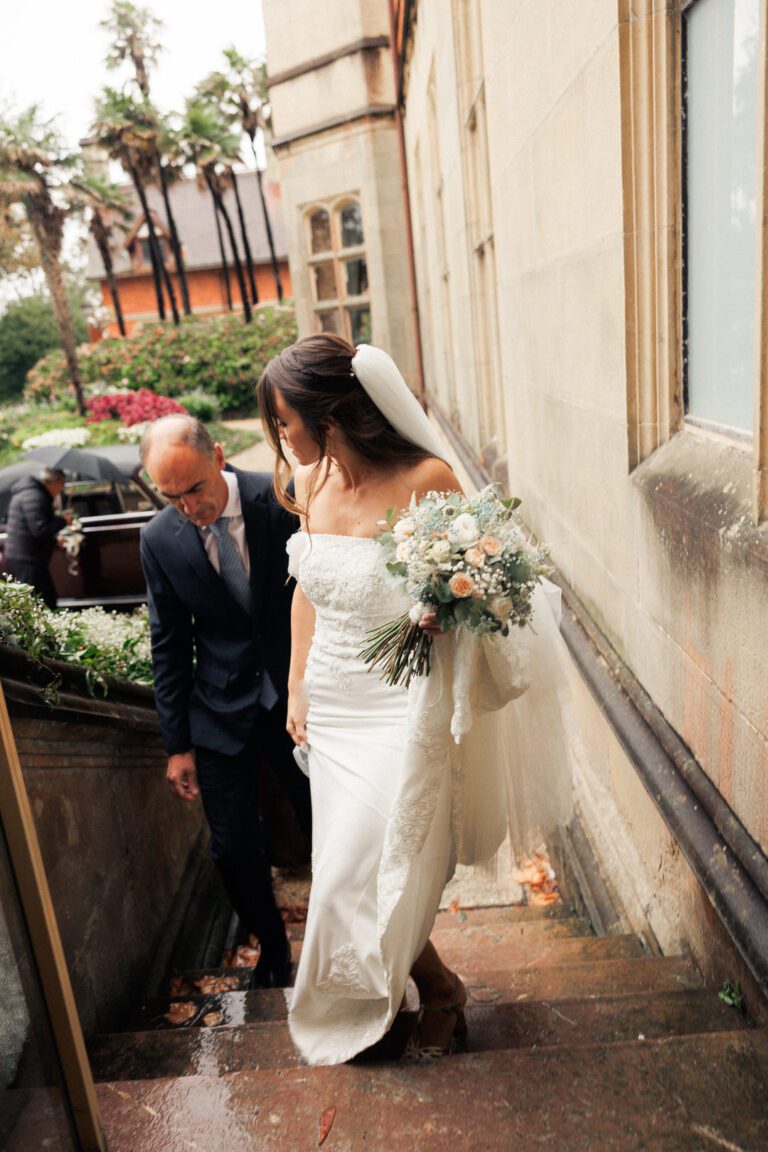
left=139, top=415, right=309, bottom=987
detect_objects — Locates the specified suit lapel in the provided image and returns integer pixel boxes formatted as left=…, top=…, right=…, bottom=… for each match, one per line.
left=236, top=471, right=269, bottom=630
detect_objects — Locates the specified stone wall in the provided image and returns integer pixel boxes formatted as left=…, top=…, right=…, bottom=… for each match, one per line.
left=3, top=677, right=204, bottom=1035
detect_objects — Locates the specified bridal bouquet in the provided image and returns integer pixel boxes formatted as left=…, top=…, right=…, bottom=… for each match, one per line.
left=359, top=486, right=549, bottom=686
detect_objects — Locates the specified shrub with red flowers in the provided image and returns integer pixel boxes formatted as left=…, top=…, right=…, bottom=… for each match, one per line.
left=86, top=389, right=187, bottom=427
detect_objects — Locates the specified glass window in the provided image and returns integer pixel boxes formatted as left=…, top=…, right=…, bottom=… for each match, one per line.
left=307, top=198, right=370, bottom=342
left=310, top=209, right=332, bottom=254
left=339, top=202, right=364, bottom=248
left=344, top=258, right=368, bottom=297
left=318, top=310, right=342, bottom=334
left=312, top=262, right=337, bottom=302
left=684, top=0, right=760, bottom=433
left=348, top=306, right=372, bottom=345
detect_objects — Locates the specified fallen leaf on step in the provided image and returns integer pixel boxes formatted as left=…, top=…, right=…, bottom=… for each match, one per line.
left=164, top=1002, right=197, bottom=1025
left=195, top=975, right=239, bottom=994
left=318, top=1105, right=336, bottom=1146
left=202, top=1011, right=224, bottom=1027
left=169, top=974, right=192, bottom=996
left=224, top=941, right=261, bottom=968
left=448, top=899, right=461, bottom=915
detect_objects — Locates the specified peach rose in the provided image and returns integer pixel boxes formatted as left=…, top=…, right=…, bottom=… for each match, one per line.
left=449, top=573, right=475, bottom=598
left=465, top=547, right=485, bottom=567
left=479, top=536, right=502, bottom=556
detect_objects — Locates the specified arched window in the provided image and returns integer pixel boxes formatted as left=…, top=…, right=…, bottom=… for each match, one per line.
left=305, top=196, right=371, bottom=344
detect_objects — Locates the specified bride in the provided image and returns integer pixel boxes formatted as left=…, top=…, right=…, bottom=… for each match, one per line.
left=258, top=334, right=564, bottom=1066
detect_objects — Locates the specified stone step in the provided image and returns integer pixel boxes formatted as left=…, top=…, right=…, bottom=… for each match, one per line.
left=277, top=912, right=592, bottom=947
left=127, top=987, right=288, bottom=1031
left=434, top=903, right=576, bottom=929
left=431, top=929, right=645, bottom=975
left=464, top=955, right=700, bottom=1004
left=127, top=955, right=698, bottom=1033
left=88, top=988, right=746, bottom=1082
left=94, top=1029, right=768, bottom=1151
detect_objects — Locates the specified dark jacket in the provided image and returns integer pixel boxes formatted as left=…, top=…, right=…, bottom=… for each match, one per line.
left=139, top=468, right=298, bottom=757
left=4, top=478, right=67, bottom=565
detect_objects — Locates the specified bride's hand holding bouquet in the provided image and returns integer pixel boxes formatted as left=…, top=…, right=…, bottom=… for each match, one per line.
left=359, top=485, right=549, bottom=687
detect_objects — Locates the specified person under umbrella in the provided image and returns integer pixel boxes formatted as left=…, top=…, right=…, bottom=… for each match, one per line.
left=4, top=467, right=72, bottom=608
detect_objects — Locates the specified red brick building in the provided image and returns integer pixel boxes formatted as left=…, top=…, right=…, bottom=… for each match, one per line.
left=86, top=171, right=291, bottom=337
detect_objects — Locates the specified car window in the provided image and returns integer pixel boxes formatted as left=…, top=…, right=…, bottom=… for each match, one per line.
left=64, top=481, right=121, bottom=518
left=120, top=479, right=159, bottom=512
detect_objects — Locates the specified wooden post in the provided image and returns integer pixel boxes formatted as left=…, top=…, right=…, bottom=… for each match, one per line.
left=0, top=684, right=107, bottom=1151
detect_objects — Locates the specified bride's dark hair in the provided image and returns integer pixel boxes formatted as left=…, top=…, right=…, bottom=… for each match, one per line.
left=258, top=333, right=429, bottom=514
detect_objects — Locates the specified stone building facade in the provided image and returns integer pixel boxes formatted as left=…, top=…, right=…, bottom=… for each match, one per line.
left=263, top=0, right=768, bottom=1006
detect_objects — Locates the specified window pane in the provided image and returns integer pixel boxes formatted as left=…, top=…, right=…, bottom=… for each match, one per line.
left=312, top=262, right=337, bottom=302
left=317, top=310, right=341, bottom=334
left=348, top=306, right=371, bottom=345
left=344, top=258, right=368, bottom=297
left=309, top=210, right=331, bottom=254
left=339, top=202, right=364, bottom=247
left=684, top=0, right=759, bottom=432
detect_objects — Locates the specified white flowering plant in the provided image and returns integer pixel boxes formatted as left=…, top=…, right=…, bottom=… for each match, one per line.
left=0, top=578, right=153, bottom=696
left=359, top=486, right=549, bottom=687
left=21, top=427, right=92, bottom=451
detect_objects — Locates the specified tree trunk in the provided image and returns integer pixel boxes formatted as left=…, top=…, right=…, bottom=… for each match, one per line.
left=128, top=164, right=166, bottom=321
left=229, top=169, right=258, bottom=305
left=28, top=209, right=87, bottom=415
left=92, top=214, right=126, bottom=337
left=206, top=171, right=252, bottom=323
left=157, top=156, right=192, bottom=316
left=211, top=194, right=232, bottom=310
left=250, top=139, right=283, bottom=303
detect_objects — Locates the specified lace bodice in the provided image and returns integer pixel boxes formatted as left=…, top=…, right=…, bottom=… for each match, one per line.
left=287, top=531, right=410, bottom=659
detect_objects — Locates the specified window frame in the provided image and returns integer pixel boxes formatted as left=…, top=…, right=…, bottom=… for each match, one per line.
left=304, top=196, right=371, bottom=344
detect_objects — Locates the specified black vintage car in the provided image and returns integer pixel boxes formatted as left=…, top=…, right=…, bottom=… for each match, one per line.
left=0, top=446, right=164, bottom=609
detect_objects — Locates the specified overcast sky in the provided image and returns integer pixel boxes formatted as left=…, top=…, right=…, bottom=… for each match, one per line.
left=0, top=0, right=267, bottom=150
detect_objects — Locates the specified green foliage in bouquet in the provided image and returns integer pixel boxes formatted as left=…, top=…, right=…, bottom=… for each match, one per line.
left=25, top=308, right=298, bottom=415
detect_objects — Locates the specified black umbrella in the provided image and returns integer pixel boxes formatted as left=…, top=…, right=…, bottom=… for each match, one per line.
left=22, top=445, right=125, bottom=483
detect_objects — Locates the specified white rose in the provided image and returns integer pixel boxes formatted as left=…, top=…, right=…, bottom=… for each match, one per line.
left=428, top=539, right=452, bottom=563
left=396, top=541, right=411, bottom=562
left=447, top=513, right=480, bottom=548
left=490, top=595, right=513, bottom=621
left=393, top=516, right=415, bottom=542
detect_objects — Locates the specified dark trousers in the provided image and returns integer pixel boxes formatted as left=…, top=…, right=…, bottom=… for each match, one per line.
left=195, top=704, right=310, bottom=977
left=6, top=559, right=57, bottom=609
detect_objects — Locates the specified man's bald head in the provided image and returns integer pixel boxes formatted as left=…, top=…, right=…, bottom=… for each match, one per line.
left=141, top=415, right=229, bottom=527
left=140, top=414, right=215, bottom=468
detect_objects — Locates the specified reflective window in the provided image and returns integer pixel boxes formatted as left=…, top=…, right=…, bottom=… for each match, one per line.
left=339, top=202, right=364, bottom=248
left=312, top=262, right=337, bottom=302
left=309, top=209, right=332, bottom=254
left=684, top=0, right=760, bottom=433
left=345, top=258, right=368, bottom=297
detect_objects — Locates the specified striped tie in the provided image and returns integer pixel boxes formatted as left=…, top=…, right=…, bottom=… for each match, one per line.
left=210, top=517, right=279, bottom=711
left=211, top=517, right=251, bottom=614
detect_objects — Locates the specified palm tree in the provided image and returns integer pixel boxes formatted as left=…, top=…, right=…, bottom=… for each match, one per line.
left=71, top=171, right=131, bottom=337
left=0, top=107, right=87, bottom=414
left=197, top=71, right=258, bottom=305
left=180, top=98, right=252, bottom=322
left=91, top=87, right=180, bottom=325
left=210, top=49, right=283, bottom=302
left=101, top=2, right=191, bottom=316
left=100, top=0, right=163, bottom=101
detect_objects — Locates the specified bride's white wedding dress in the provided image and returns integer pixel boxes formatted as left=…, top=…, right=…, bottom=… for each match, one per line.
left=286, top=529, right=571, bottom=1066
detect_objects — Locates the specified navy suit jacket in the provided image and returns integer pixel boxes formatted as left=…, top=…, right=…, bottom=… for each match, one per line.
left=140, top=468, right=298, bottom=757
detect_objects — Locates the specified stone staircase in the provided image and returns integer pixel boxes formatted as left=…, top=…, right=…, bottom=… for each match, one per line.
left=83, top=899, right=768, bottom=1151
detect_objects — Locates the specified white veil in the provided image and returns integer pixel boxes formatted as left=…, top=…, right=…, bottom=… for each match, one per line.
left=351, top=343, right=574, bottom=865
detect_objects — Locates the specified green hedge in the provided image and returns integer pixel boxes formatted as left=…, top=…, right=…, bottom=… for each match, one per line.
left=25, top=307, right=297, bottom=415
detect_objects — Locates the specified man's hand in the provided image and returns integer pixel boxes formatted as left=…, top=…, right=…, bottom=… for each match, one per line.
left=167, top=750, right=199, bottom=800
